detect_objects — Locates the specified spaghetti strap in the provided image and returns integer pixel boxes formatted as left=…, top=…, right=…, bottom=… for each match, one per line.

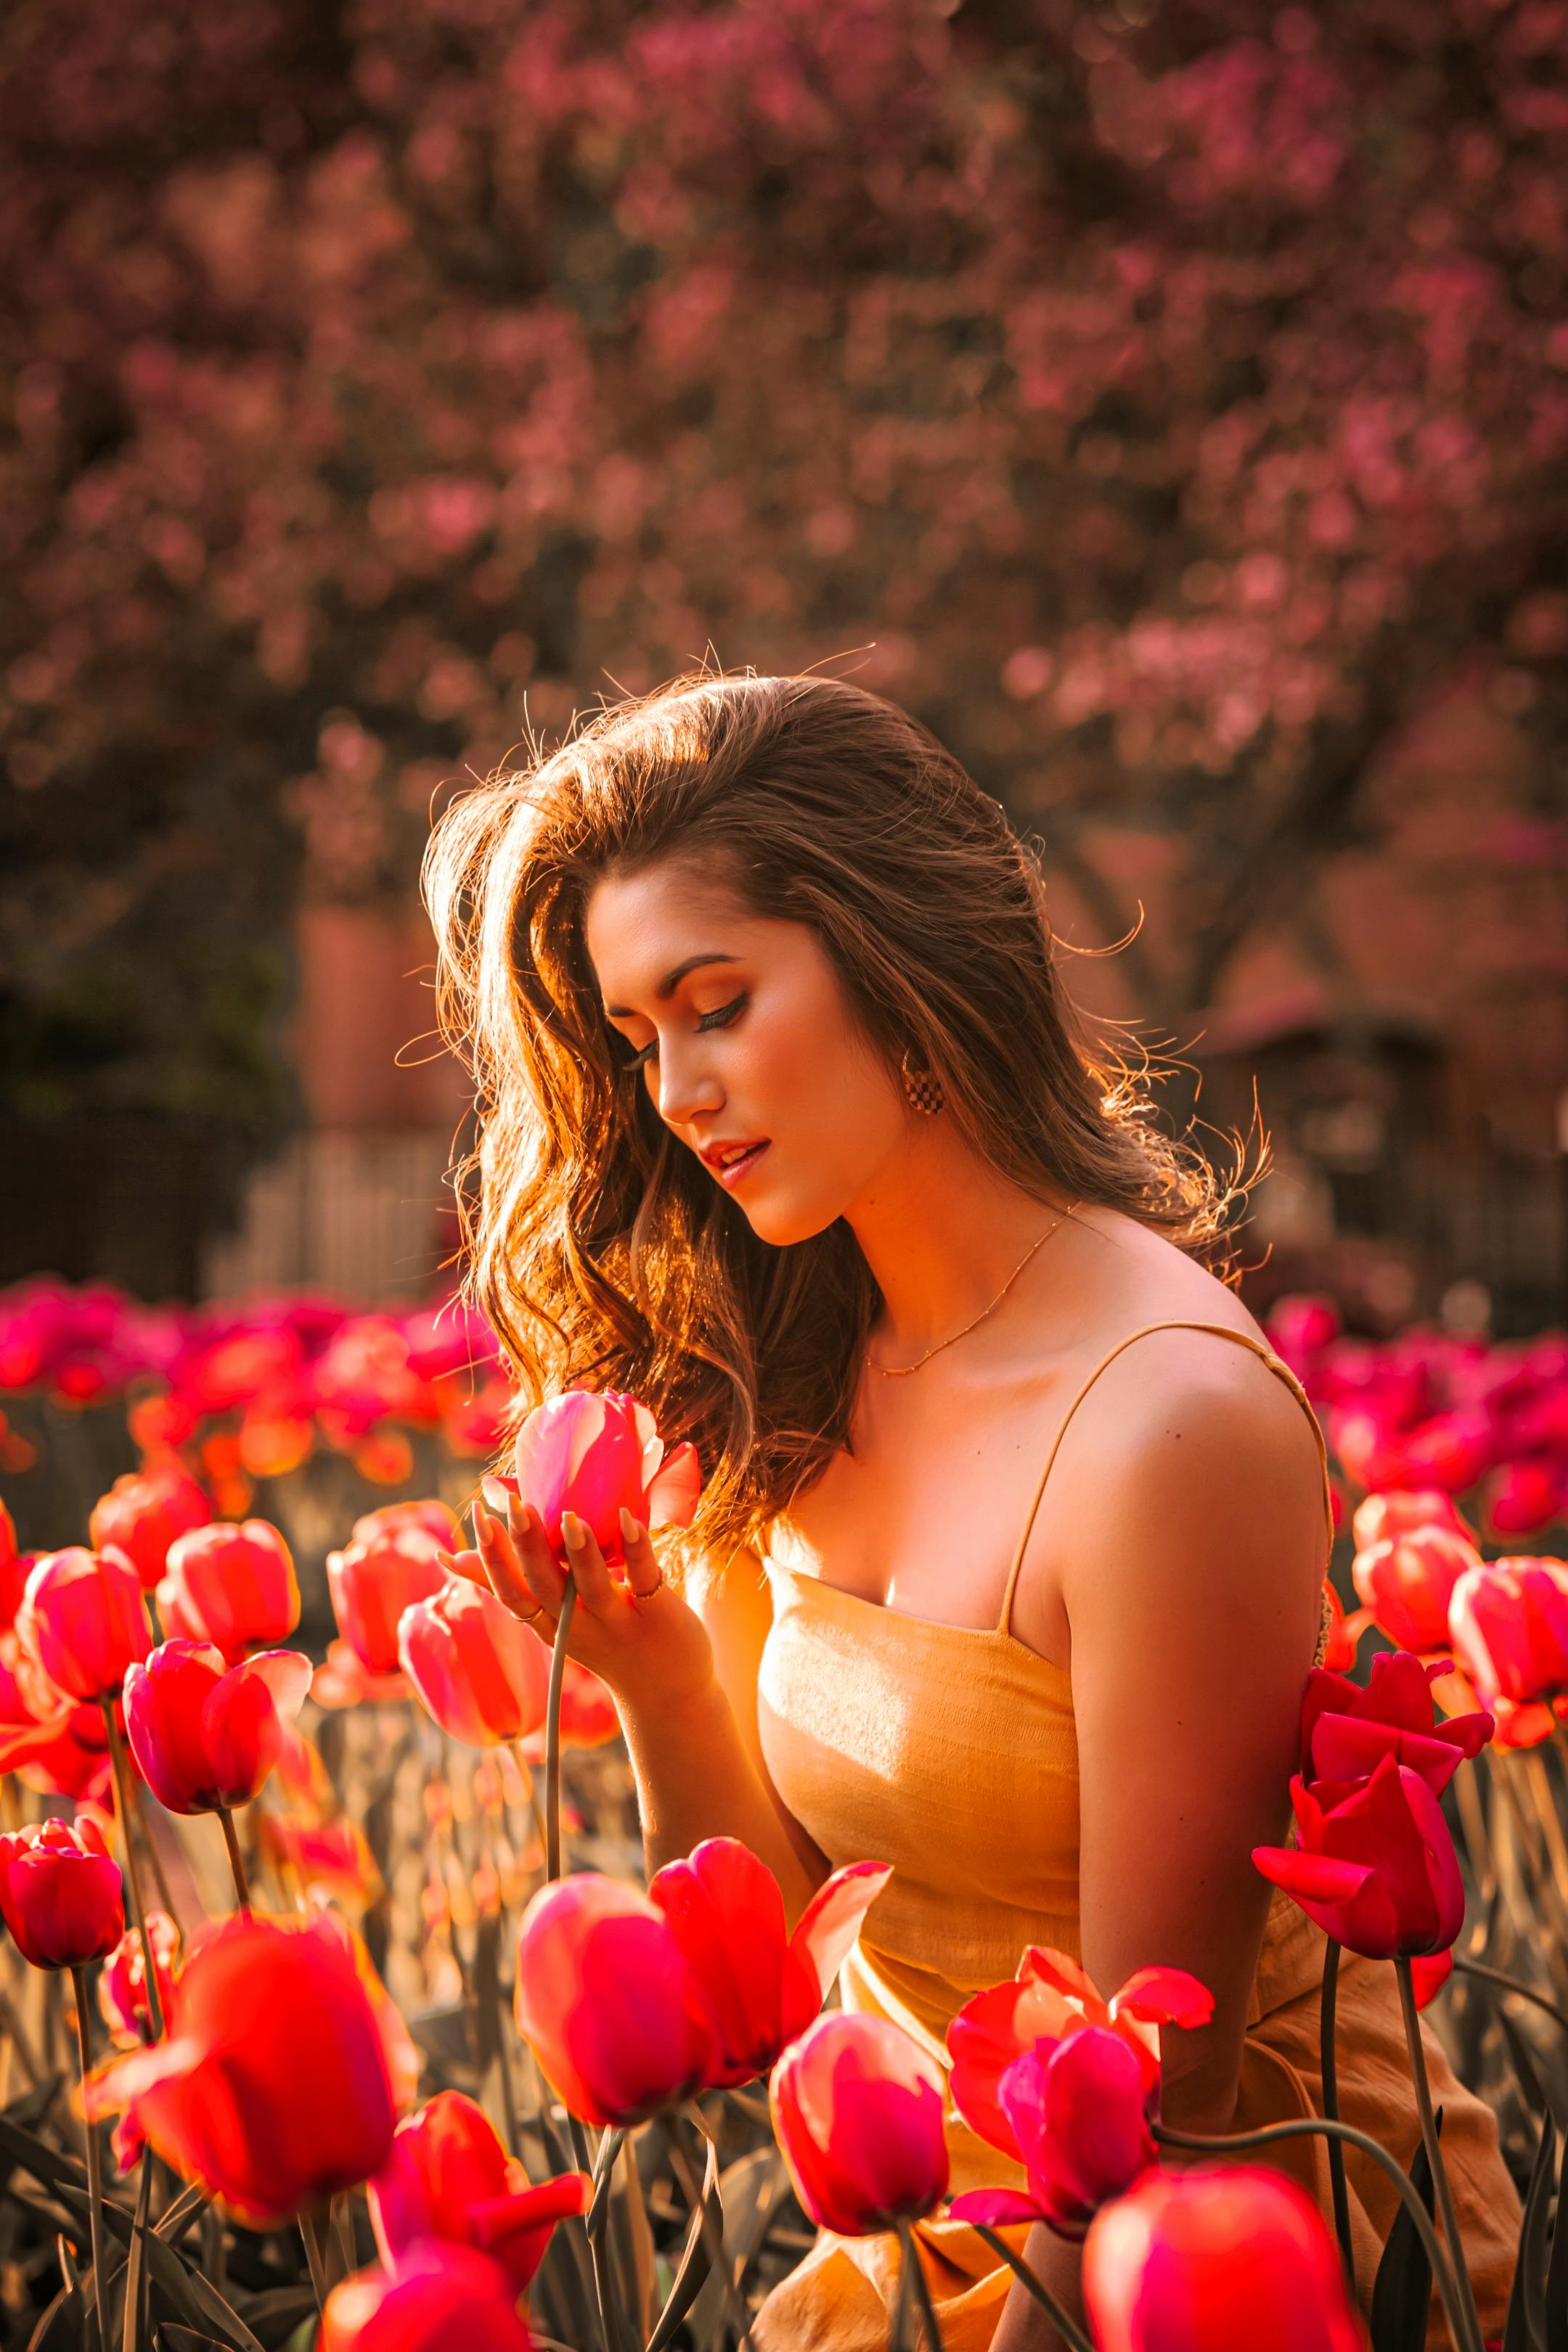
left=997, top=1319, right=1336, bottom=1637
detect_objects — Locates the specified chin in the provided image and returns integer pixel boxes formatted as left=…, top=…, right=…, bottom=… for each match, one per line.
left=740, top=1187, right=845, bottom=1250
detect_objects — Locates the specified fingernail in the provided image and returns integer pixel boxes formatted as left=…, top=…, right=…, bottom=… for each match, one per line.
left=473, top=1499, right=493, bottom=1540
left=618, top=1506, right=637, bottom=1544
left=561, top=1511, right=584, bottom=1551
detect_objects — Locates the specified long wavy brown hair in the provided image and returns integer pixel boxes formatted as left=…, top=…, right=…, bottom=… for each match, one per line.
left=423, top=667, right=1259, bottom=1564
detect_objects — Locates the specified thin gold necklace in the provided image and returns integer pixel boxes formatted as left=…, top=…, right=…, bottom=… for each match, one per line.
left=867, top=1201, right=1082, bottom=1377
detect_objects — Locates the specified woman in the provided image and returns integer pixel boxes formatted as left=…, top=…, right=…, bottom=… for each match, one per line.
left=425, top=670, right=1517, bottom=2347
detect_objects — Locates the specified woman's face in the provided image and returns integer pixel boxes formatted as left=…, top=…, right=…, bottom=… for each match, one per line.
left=584, top=857, right=912, bottom=1246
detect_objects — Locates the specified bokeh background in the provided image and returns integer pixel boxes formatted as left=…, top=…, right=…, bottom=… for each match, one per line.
left=3, top=0, right=1566, bottom=1333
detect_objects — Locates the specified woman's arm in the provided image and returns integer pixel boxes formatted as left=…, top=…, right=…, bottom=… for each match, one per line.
left=470, top=1498, right=828, bottom=1919
left=992, top=1336, right=1326, bottom=2350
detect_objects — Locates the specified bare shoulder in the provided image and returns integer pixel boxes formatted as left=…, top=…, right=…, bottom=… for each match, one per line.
left=682, top=1541, right=775, bottom=1710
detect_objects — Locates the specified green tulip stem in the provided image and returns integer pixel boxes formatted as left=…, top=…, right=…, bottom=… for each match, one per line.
left=544, top=1575, right=576, bottom=1884
left=299, top=2205, right=331, bottom=2316
left=1394, top=1955, right=1486, bottom=2352
left=216, top=1805, right=250, bottom=1913
left=70, top=1966, right=113, bottom=2352
left=1318, top=1938, right=1355, bottom=2294
left=101, top=1698, right=165, bottom=2039
left=894, top=2218, right=946, bottom=2350
left=965, top=2224, right=1092, bottom=2352
left=671, top=2104, right=755, bottom=2349
left=1155, top=2110, right=1473, bottom=2352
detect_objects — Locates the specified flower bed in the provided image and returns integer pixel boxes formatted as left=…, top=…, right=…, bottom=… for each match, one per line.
left=0, top=1279, right=1565, bottom=2348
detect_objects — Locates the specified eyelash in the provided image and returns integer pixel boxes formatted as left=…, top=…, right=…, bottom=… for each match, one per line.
left=624, top=992, right=748, bottom=1073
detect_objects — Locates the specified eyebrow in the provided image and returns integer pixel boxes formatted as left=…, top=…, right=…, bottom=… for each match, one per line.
left=603, top=952, right=739, bottom=1018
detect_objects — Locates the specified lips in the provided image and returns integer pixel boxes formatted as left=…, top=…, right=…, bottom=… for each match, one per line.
left=701, top=1140, right=770, bottom=1188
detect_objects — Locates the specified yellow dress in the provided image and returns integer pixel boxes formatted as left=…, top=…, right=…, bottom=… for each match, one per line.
left=752, top=1320, right=1520, bottom=2349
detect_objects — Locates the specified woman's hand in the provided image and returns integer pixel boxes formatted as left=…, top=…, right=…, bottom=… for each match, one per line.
left=454, top=1493, right=716, bottom=1712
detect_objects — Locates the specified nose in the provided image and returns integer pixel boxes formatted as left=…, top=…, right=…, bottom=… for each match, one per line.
left=656, top=1041, right=723, bottom=1130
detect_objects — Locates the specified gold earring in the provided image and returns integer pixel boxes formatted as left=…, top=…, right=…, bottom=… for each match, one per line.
left=900, top=1049, right=945, bottom=1116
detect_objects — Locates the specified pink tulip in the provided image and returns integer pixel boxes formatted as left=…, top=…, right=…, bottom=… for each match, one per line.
left=1254, top=1752, right=1464, bottom=1958
left=515, top=1873, right=718, bottom=2126
left=353, top=1498, right=459, bottom=1550
left=0, top=1814, right=124, bottom=1969
left=90, top=1461, right=211, bottom=1590
left=1485, top=1460, right=1561, bottom=1538
left=1298, top=1648, right=1492, bottom=1795
left=648, top=1837, right=891, bottom=2087
left=398, top=1579, right=551, bottom=1747
left=369, top=2091, right=587, bottom=2292
left=17, top=1547, right=152, bottom=1702
left=322, top=2245, right=534, bottom=2352
left=157, top=1520, right=300, bottom=1661
left=1351, top=1523, right=1481, bottom=1654
left=99, top=1910, right=181, bottom=2046
left=769, top=2012, right=949, bottom=2236
left=1400, top=1410, right=1490, bottom=1494
left=950, top=2025, right=1154, bottom=2239
left=327, top=1528, right=448, bottom=1676
left=1082, top=2165, right=1365, bottom=2351
left=502, top=1389, right=700, bottom=1567
left=1350, top=1488, right=1477, bottom=1553
left=1449, top=1557, right=1568, bottom=1715
left=948, top=1946, right=1212, bottom=2159
left=123, top=1638, right=311, bottom=1813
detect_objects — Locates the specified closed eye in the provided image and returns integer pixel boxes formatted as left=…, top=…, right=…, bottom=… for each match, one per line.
left=621, top=991, right=748, bottom=1073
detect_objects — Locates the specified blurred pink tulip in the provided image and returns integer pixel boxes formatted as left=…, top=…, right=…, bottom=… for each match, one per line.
left=369, top=2090, right=587, bottom=2292
left=1298, top=1648, right=1492, bottom=1794
left=769, top=2012, right=949, bottom=2236
left=322, top=2245, right=534, bottom=2352
left=328, top=1528, right=448, bottom=1675
left=354, top=1498, right=459, bottom=1549
left=399, top=1579, right=550, bottom=1747
left=1254, top=1752, right=1464, bottom=1958
left=1350, top=1487, right=1477, bottom=1555
left=502, top=1389, right=700, bottom=1567
left=158, top=1519, right=301, bottom=1660
left=1485, top=1459, right=1561, bottom=1538
left=17, top=1547, right=152, bottom=1702
left=1449, top=1556, right=1568, bottom=1715
left=649, top=1837, right=891, bottom=2087
left=99, top=1910, right=181, bottom=2046
left=1351, top=1523, right=1482, bottom=1654
left=1082, top=2165, right=1364, bottom=2351
left=90, top=1460, right=211, bottom=1590
left=123, top=1638, right=311, bottom=1813
left=514, top=1873, right=717, bottom=2126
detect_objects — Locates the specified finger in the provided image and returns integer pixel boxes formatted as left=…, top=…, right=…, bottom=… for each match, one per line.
left=561, top=1511, right=616, bottom=1612
left=440, top=1544, right=489, bottom=1591
left=618, top=1508, right=663, bottom=1600
left=505, top=1495, right=571, bottom=1620
left=474, top=1499, right=554, bottom=1624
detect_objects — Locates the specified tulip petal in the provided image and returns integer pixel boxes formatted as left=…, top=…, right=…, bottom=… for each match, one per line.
left=948, top=2188, right=1042, bottom=2228
left=782, top=1861, right=893, bottom=2038
left=239, top=1650, right=313, bottom=1723
left=645, top=1441, right=702, bottom=1530
left=1109, top=1967, right=1214, bottom=2033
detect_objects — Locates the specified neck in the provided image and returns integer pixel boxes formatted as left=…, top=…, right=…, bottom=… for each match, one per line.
left=844, top=1123, right=1079, bottom=1360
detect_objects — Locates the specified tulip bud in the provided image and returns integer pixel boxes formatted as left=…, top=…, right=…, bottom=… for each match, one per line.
left=321, top=2245, right=534, bottom=2352
left=17, top=1547, right=152, bottom=1702
left=123, top=1639, right=312, bottom=1813
left=158, top=1519, right=300, bottom=1660
left=1352, top=1524, right=1480, bottom=1654
left=1082, top=2165, right=1364, bottom=2351
left=1449, top=1557, right=1568, bottom=1714
left=769, top=2012, right=949, bottom=2237
left=1254, top=1752, right=1464, bottom=1959
left=327, top=1530, right=448, bottom=1676
left=515, top=1874, right=718, bottom=2126
left=399, top=1580, right=551, bottom=1747
left=0, top=1815, right=124, bottom=1969
left=508, top=1389, right=701, bottom=1567
left=90, top=1461, right=211, bottom=1590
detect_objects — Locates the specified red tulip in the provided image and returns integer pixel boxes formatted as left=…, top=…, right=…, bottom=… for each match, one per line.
left=502, top=1389, right=701, bottom=1567
left=90, top=1461, right=211, bottom=1591
left=17, top=1547, right=152, bottom=1701
left=0, top=1641, right=113, bottom=1801
left=0, top=1501, right=28, bottom=1631
left=1448, top=1557, right=1568, bottom=1715
left=1351, top=1488, right=1477, bottom=1554
left=948, top=1947, right=1212, bottom=2159
left=769, top=2012, right=949, bottom=2236
left=1319, top=1582, right=1369, bottom=1675
left=1298, top=1648, right=1493, bottom=1795
left=1253, top=1752, right=1463, bottom=1958
left=1410, top=1949, right=1453, bottom=2009
left=399, top=1579, right=551, bottom=1747
left=950, top=2025, right=1155, bottom=2239
left=99, top=1910, right=181, bottom=2046
left=1485, top=1460, right=1561, bottom=1538
left=354, top=1499, right=459, bottom=1550
left=1351, top=1524, right=1482, bottom=1654
left=327, top=1528, right=449, bottom=1675
left=369, top=2091, right=588, bottom=2292
left=85, top=1913, right=399, bottom=2224
left=123, top=1638, right=311, bottom=1813
left=157, top=1520, right=300, bottom=1661
left=514, top=1873, right=718, bottom=2126
left=1082, top=2164, right=1365, bottom=2351
left=0, top=1815, right=123, bottom=1969
left=648, top=1838, right=891, bottom=2088
left=322, top=2245, right=534, bottom=2352
left=1401, top=1410, right=1490, bottom=1494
